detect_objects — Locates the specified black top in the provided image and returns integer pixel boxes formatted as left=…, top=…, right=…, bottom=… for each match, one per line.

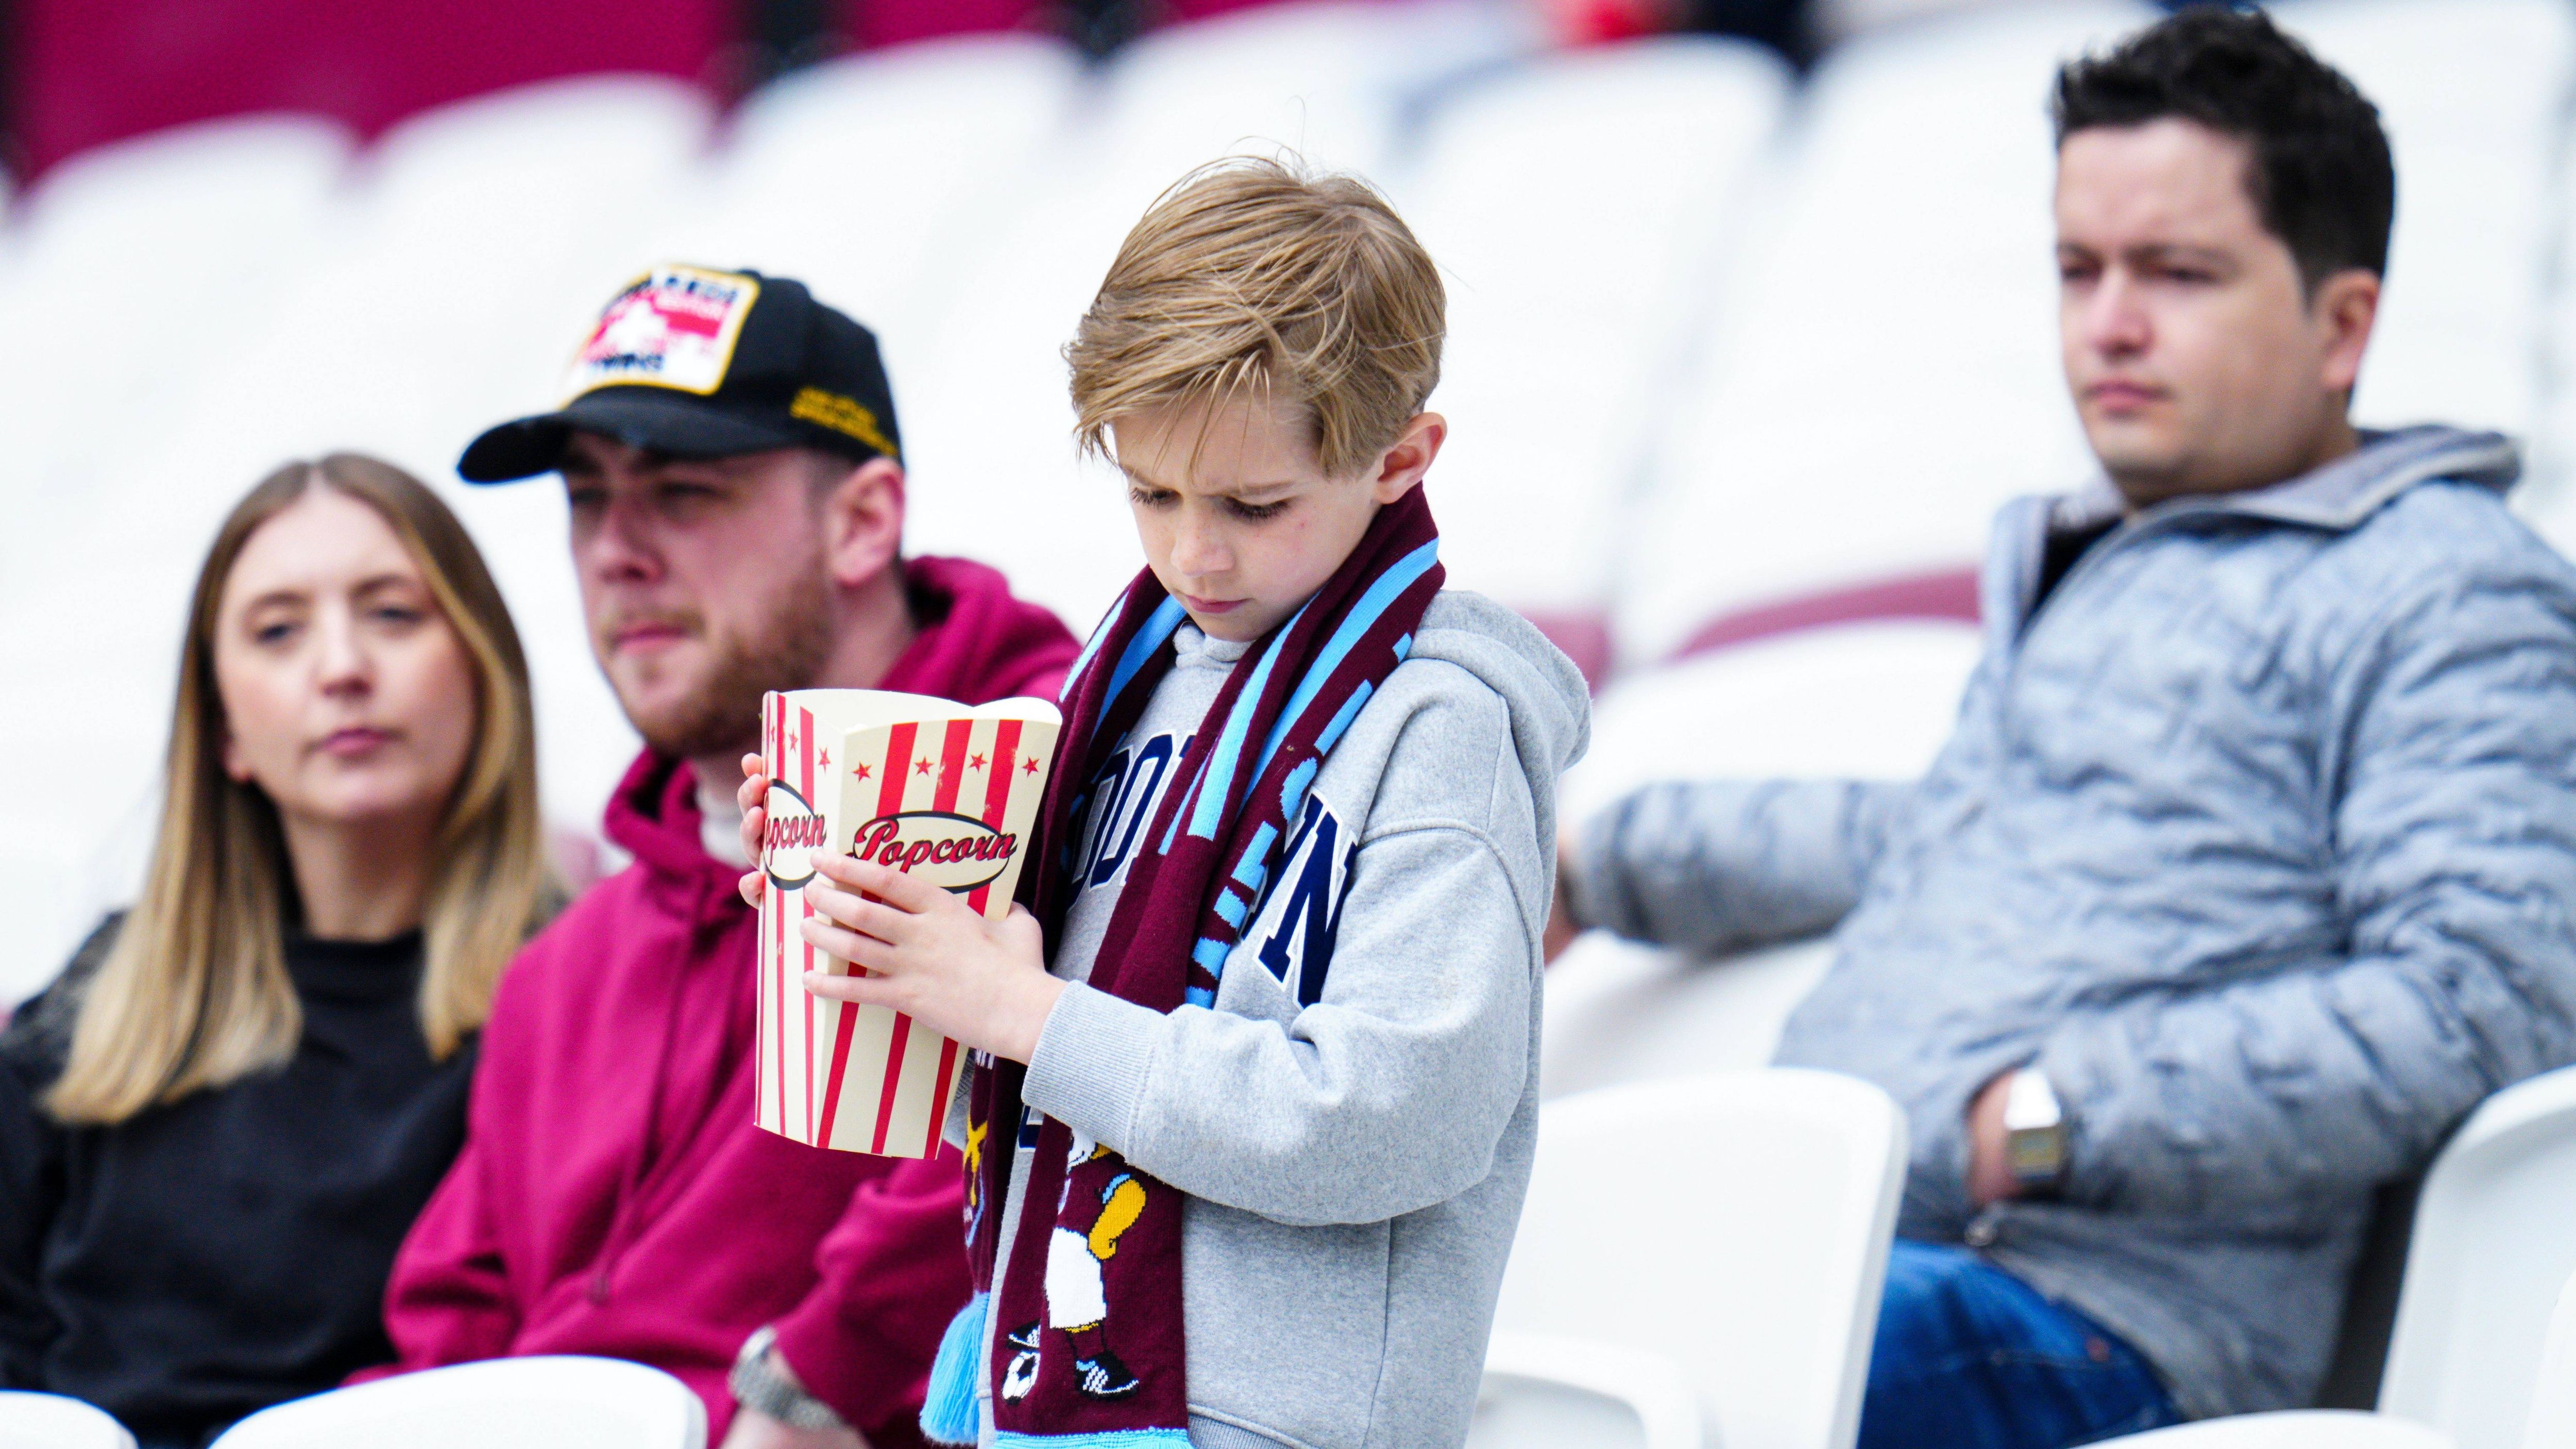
left=0, top=917, right=476, bottom=1446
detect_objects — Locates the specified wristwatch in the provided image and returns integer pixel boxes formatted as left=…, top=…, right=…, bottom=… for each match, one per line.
left=730, top=1325, right=852, bottom=1431
left=2002, top=1066, right=2072, bottom=1194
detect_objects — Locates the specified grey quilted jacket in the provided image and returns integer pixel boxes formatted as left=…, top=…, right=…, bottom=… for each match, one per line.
left=1571, top=426, right=2576, bottom=1418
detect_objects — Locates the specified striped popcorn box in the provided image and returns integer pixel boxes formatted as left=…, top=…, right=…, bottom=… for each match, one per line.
left=757, top=688, right=1061, bottom=1156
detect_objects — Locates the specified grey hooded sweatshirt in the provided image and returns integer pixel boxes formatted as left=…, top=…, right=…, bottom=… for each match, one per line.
left=977, top=591, right=1589, bottom=1449
left=1569, top=427, right=2576, bottom=1418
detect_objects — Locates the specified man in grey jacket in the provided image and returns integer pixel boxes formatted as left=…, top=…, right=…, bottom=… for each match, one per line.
left=1561, top=11, right=2576, bottom=1448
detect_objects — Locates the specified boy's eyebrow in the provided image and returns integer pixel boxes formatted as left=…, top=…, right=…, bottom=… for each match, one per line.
left=1117, top=463, right=1302, bottom=500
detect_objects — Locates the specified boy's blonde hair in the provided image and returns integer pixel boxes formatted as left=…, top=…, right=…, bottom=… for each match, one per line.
left=1068, top=156, right=1445, bottom=479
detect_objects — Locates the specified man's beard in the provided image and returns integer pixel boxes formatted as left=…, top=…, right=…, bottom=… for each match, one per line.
left=616, top=572, right=837, bottom=762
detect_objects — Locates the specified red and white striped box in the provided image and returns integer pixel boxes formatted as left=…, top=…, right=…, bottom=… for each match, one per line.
left=756, top=689, right=1060, bottom=1156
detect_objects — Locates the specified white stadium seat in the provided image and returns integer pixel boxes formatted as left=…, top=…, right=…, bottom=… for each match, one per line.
left=1475, top=1071, right=1906, bottom=1449
left=892, top=0, right=1528, bottom=630
left=0, top=1392, right=135, bottom=1449
left=0, top=115, right=354, bottom=561
left=206, top=1356, right=704, bottom=1449
left=2268, top=0, right=2572, bottom=442
left=650, top=33, right=1083, bottom=373
left=1394, top=37, right=1790, bottom=683
left=2088, top=1410, right=2452, bottom=1449
left=2521, top=1269, right=2576, bottom=1449
left=1613, top=3, right=2149, bottom=668
left=1543, top=616, right=1980, bottom=1099
left=2378, top=1065, right=2576, bottom=1449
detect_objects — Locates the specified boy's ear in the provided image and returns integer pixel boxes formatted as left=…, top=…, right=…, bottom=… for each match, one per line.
left=1369, top=413, right=1446, bottom=504
left=820, top=456, right=908, bottom=589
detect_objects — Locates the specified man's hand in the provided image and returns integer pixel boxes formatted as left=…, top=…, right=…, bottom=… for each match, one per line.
left=1967, top=1069, right=2021, bottom=1208
left=800, top=851, right=1064, bottom=1063
left=737, top=753, right=771, bottom=909
left=720, top=1406, right=869, bottom=1449
left=1543, top=836, right=1583, bottom=965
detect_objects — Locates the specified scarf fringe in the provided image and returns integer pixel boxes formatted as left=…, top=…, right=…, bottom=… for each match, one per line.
left=920, top=1291, right=989, bottom=1446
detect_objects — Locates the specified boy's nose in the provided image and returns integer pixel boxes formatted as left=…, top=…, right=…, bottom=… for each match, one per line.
left=1169, top=519, right=1233, bottom=579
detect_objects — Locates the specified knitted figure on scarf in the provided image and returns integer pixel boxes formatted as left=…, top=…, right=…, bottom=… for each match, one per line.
left=737, top=157, right=1590, bottom=1449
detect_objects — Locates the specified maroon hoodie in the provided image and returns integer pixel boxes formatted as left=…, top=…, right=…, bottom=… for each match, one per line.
left=362, top=557, right=1079, bottom=1443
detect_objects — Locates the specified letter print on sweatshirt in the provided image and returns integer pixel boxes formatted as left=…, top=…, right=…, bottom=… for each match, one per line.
left=1077, top=734, right=1355, bottom=1009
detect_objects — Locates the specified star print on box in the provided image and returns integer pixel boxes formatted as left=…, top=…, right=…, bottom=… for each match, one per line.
left=754, top=688, right=1061, bottom=1157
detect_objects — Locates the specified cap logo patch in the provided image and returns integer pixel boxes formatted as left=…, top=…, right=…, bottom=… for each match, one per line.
left=789, top=387, right=900, bottom=459
left=565, top=265, right=761, bottom=400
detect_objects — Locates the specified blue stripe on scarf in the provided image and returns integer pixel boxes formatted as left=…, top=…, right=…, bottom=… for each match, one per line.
left=1250, top=538, right=1438, bottom=781
left=919, top=1291, right=988, bottom=1445
left=1231, top=823, right=1277, bottom=889
left=1315, top=681, right=1373, bottom=756
left=994, top=1430, right=1194, bottom=1446
left=1279, top=758, right=1318, bottom=824
left=1062, top=589, right=1132, bottom=703
left=1103, top=598, right=1189, bottom=715
left=1186, top=611, right=1303, bottom=842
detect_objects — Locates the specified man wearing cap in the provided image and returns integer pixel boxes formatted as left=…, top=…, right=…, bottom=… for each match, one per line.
left=355, top=266, right=1080, bottom=1448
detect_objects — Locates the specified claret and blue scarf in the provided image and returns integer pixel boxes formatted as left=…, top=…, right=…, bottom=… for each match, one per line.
left=921, top=486, right=1444, bottom=1446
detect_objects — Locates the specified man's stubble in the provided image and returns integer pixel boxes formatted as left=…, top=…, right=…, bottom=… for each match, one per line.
left=619, top=565, right=838, bottom=763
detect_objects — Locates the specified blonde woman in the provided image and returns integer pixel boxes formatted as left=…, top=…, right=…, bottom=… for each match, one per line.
left=0, top=454, right=552, bottom=1447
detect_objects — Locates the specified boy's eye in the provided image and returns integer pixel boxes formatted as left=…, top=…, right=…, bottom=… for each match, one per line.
left=1224, top=497, right=1289, bottom=522
left=1127, top=486, right=1178, bottom=510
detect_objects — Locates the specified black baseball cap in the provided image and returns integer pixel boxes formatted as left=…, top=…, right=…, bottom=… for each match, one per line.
left=459, top=264, right=903, bottom=484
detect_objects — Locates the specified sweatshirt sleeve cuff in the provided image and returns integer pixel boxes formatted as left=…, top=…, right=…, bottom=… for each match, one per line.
left=1021, top=980, right=1163, bottom=1154
left=770, top=1304, right=903, bottom=1431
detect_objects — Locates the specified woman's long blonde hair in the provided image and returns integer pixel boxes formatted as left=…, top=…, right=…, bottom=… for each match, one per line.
left=48, top=454, right=553, bottom=1124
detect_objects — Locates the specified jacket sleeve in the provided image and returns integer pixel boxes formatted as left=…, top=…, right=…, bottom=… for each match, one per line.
left=2035, top=572, right=2576, bottom=1215
left=768, top=1152, right=971, bottom=1434
left=0, top=917, right=119, bottom=1386
left=0, top=1050, right=62, bottom=1387
left=1567, top=777, right=1914, bottom=955
left=358, top=1084, right=520, bottom=1378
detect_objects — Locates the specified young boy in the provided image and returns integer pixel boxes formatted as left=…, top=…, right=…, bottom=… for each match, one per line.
left=737, top=159, right=1588, bottom=1448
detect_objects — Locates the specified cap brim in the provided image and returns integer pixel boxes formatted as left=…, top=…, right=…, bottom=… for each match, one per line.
left=455, top=388, right=808, bottom=483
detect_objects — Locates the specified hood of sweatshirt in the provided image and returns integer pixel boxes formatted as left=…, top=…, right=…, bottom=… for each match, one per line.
left=602, top=554, right=1080, bottom=915
left=1409, top=590, right=1593, bottom=849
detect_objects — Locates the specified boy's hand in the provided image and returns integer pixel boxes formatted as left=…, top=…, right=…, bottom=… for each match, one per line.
left=799, top=852, right=1064, bottom=1064
left=736, top=753, right=770, bottom=909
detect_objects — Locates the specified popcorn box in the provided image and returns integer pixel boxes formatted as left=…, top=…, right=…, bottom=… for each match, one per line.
left=757, top=689, right=1060, bottom=1156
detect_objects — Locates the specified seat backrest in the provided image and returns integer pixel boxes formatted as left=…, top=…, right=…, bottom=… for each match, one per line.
left=0, top=1392, right=135, bottom=1449
left=1612, top=2, right=2151, bottom=667
left=207, top=1356, right=704, bottom=1449
left=2378, top=1065, right=2576, bottom=1449
left=1495, top=1070, right=1907, bottom=1449
left=1392, top=37, right=1788, bottom=635
left=2523, top=1268, right=2576, bottom=1449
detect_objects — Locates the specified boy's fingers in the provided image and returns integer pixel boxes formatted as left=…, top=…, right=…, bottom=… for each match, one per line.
left=799, top=917, right=898, bottom=973
left=737, top=870, right=765, bottom=909
left=802, top=968, right=894, bottom=1008
left=849, top=858, right=955, bottom=915
left=741, top=752, right=764, bottom=780
left=807, top=882, right=911, bottom=945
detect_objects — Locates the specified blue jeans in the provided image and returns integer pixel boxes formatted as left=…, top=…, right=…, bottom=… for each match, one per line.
left=1857, top=1241, right=2182, bottom=1449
